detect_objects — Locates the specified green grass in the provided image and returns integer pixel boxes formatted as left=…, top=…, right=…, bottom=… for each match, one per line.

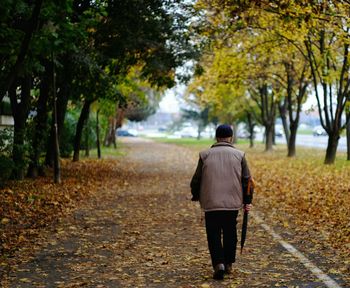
left=152, top=136, right=350, bottom=168
left=151, top=137, right=250, bottom=149
left=296, top=129, right=313, bottom=135
left=80, top=145, right=126, bottom=159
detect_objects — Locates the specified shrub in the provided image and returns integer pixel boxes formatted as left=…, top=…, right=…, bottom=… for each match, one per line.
left=0, top=155, right=14, bottom=187
left=60, top=112, right=76, bottom=157
left=0, top=128, right=13, bottom=155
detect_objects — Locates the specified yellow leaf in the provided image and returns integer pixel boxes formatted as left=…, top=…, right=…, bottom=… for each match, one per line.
left=1, top=218, right=10, bottom=224
left=18, top=235, right=26, bottom=243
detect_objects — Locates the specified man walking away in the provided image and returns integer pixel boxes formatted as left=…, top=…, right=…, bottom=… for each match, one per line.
left=190, top=124, right=253, bottom=280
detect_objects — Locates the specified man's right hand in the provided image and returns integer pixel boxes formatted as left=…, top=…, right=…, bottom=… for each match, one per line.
left=243, top=204, right=252, bottom=212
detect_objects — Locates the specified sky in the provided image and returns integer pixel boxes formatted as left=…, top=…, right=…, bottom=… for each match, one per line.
left=158, top=84, right=188, bottom=113
left=158, top=90, right=180, bottom=113
left=158, top=81, right=321, bottom=115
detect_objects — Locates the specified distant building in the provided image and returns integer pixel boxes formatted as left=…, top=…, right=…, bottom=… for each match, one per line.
left=0, top=97, right=14, bottom=129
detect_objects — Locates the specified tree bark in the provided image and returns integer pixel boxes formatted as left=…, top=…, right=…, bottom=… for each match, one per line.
left=247, top=112, right=255, bottom=148
left=347, top=112, right=350, bottom=161
left=104, top=105, right=124, bottom=148
left=265, top=123, right=274, bottom=152
left=9, top=76, right=32, bottom=180
left=104, top=116, right=117, bottom=147
left=324, top=132, right=340, bottom=164
left=73, top=100, right=92, bottom=162
left=287, top=122, right=298, bottom=157
left=232, top=122, right=238, bottom=144
left=279, top=99, right=290, bottom=146
left=256, top=84, right=276, bottom=151
left=96, top=109, right=101, bottom=159
left=52, top=55, right=61, bottom=184
left=84, top=125, right=90, bottom=157
left=28, top=61, right=51, bottom=178
left=0, top=0, right=43, bottom=103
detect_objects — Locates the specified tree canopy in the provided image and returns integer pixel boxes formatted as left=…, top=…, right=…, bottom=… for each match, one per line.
left=188, top=0, right=350, bottom=163
left=0, top=0, right=200, bottom=182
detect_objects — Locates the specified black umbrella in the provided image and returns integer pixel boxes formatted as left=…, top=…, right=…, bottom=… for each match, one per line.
left=240, top=209, right=249, bottom=254
left=240, top=177, right=255, bottom=254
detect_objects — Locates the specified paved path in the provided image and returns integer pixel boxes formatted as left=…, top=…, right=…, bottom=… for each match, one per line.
left=3, top=139, right=348, bottom=287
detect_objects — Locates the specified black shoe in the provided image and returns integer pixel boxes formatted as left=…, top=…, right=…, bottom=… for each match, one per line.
left=224, top=263, right=232, bottom=274
left=213, top=263, right=225, bottom=280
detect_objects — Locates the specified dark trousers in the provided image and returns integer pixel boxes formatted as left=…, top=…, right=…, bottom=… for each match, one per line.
left=205, top=210, right=239, bottom=267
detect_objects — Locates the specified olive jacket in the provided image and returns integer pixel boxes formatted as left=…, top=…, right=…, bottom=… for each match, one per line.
left=190, top=142, right=252, bottom=211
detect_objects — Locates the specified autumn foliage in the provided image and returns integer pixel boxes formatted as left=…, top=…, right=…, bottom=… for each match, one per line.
left=0, top=159, right=123, bottom=261
left=247, top=147, right=350, bottom=260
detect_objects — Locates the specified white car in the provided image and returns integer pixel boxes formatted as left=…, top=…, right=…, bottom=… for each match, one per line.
left=313, top=126, right=327, bottom=136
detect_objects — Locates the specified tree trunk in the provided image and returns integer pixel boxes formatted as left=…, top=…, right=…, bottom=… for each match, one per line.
left=197, top=130, right=201, bottom=140
left=96, top=110, right=101, bottom=159
left=45, top=58, right=70, bottom=167
left=9, top=77, right=32, bottom=180
left=104, top=116, right=117, bottom=147
left=279, top=101, right=290, bottom=147
left=84, top=125, right=90, bottom=157
left=287, top=122, right=298, bottom=157
left=28, top=62, right=51, bottom=178
left=232, top=122, right=237, bottom=144
left=247, top=112, right=255, bottom=148
left=52, top=54, right=61, bottom=184
left=73, top=100, right=92, bottom=162
left=346, top=112, right=350, bottom=161
left=324, top=132, right=340, bottom=164
left=265, top=124, right=274, bottom=152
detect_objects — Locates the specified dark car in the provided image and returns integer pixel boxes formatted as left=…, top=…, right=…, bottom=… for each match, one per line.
left=116, top=129, right=135, bottom=137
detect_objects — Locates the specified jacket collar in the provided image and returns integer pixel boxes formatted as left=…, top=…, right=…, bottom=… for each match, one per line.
left=211, top=142, right=235, bottom=149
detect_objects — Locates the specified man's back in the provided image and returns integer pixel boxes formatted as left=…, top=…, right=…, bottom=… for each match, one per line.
left=199, top=142, right=246, bottom=211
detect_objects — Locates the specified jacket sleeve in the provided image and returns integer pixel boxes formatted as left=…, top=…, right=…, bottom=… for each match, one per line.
left=241, top=155, right=253, bottom=204
left=190, top=157, right=203, bottom=201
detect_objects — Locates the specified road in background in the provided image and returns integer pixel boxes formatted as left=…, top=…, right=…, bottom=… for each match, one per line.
left=255, top=133, right=347, bottom=151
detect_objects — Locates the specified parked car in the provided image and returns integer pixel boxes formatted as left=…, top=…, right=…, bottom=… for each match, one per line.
left=116, top=129, right=136, bottom=137
left=313, top=125, right=327, bottom=136
left=275, top=128, right=284, bottom=137
left=237, top=129, right=250, bottom=139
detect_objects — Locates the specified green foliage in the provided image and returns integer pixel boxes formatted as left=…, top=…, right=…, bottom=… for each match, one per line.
left=0, top=0, right=201, bottom=179
left=61, top=106, right=99, bottom=157
left=60, top=112, right=76, bottom=158
left=181, top=106, right=211, bottom=138
left=81, top=116, right=97, bottom=150
left=96, top=0, right=199, bottom=87
left=0, top=128, right=14, bottom=155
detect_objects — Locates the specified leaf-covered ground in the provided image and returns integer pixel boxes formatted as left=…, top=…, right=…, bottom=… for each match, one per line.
left=1, top=138, right=349, bottom=287
left=247, top=146, right=350, bottom=261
